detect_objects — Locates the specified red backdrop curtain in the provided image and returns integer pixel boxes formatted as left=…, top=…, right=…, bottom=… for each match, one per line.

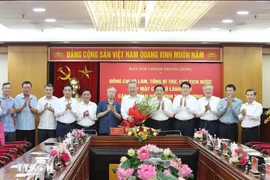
left=52, top=62, right=99, bottom=103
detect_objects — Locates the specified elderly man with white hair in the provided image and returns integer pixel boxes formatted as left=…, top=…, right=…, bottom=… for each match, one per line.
left=197, top=84, right=220, bottom=136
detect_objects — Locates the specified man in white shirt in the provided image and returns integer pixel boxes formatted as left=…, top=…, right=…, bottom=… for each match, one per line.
left=147, top=85, right=173, bottom=131
left=77, top=89, right=97, bottom=130
left=37, top=84, right=58, bottom=144
left=121, top=81, right=144, bottom=125
left=55, top=84, right=78, bottom=137
left=197, top=84, right=220, bottom=136
left=172, top=81, right=198, bottom=136
left=238, top=88, right=263, bottom=144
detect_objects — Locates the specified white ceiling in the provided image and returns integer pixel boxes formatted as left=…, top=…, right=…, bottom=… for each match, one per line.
left=1, top=1, right=270, bottom=43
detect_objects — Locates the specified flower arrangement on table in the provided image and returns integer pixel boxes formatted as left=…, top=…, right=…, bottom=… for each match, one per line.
left=50, top=143, right=71, bottom=169
left=125, top=126, right=160, bottom=142
left=229, top=148, right=248, bottom=167
left=71, top=129, right=88, bottom=143
left=193, top=128, right=207, bottom=141
left=114, top=144, right=194, bottom=180
left=264, top=107, right=270, bottom=125
left=120, top=97, right=159, bottom=128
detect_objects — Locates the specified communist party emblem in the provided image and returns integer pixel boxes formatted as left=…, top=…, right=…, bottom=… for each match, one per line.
left=57, top=65, right=93, bottom=81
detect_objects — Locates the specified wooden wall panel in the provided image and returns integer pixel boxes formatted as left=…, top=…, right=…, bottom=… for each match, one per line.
left=8, top=46, right=48, bottom=145
left=8, top=46, right=48, bottom=98
left=223, top=47, right=262, bottom=143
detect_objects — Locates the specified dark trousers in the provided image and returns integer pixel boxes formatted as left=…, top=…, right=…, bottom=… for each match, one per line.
left=76, top=124, right=95, bottom=131
left=5, top=132, right=15, bottom=143
left=241, top=126, right=259, bottom=145
left=38, top=129, right=56, bottom=144
left=56, top=121, right=76, bottom=137
left=199, top=119, right=219, bottom=137
left=218, top=122, right=238, bottom=142
left=16, top=129, right=35, bottom=149
left=146, top=118, right=170, bottom=131
left=174, top=119, right=195, bottom=136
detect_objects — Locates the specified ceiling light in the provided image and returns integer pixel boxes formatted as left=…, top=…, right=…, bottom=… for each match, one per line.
left=222, top=19, right=233, bottom=23
left=45, top=19, right=56, bottom=22
left=33, top=8, right=46, bottom=12
left=211, top=28, right=220, bottom=31
left=63, top=41, right=69, bottom=43
left=237, top=11, right=249, bottom=15
left=54, top=27, right=64, bottom=30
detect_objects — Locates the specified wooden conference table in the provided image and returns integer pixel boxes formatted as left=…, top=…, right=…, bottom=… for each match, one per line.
left=0, top=136, right=266, bottom=180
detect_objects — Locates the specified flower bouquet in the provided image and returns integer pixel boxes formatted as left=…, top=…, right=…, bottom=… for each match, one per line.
left=125, top=126, right=160, bottom=142
left=113, top=144, right=194, bottom=180
left=194, top=129, right=207, bottom=141
left=71, top=129, right=88, bottom=145
left=120, top=97, right=159, bottom=128
left=50, top=143, right=71, bottom=169
left=229, top=148, right=248, bottom=167
left=264, top=107, right=270, bottom=125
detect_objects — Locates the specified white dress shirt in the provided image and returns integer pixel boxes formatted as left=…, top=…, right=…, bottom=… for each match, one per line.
left=77, top=101, right=98, bottom=127
left=55, top=97, right=79, bottom=124
left=37, top=96, right=59, bottom=130
left=172, top=95, right=198, bottom=121
left=121, top=94, right=144, bottom=120
left=197, top=96, right=220, bottom=121
left=238, top=101, right=263, bottom=128
left=150, top=97, right=173, bottom=121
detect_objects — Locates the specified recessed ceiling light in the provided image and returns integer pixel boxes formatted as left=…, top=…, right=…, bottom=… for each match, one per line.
left=54, top=27, right=64, bottom=30
left=63, top=41, right=69, bottom=43
left=237, top=11, right=249, bottom=15
left=222, top=19, right=233, bottom=23
left=45, top=19, right=56, bottom=22
left=33, top=8, right=46, bottom=12
left=211, top=28, right=220, bottom=31
left=202, top=42, right=208, bottom=44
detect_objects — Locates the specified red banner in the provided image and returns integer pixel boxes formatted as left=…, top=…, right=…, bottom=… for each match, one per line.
left=100, top=63, right=222, bottom=102
left=49, top=47, right=221, bottom=62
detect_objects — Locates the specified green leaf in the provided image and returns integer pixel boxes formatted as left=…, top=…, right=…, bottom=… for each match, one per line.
left=127, top=176, right=137, bottom=180
left=112, top=168, right=117, bottom=174
left=169, top=166, right=179, bottom=177
left=122, top=160, right=131, bottom=170
left=186, top=173, right=194, bottom=180
left=156, top=171, right=178, bottom=180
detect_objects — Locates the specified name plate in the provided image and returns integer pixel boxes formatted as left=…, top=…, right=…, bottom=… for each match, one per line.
left=110, top=128, right=124, bottom=136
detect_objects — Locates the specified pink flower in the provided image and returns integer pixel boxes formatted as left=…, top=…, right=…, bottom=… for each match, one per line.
left=137, top=147, right=150, bottom=160
left=163, top=148, right=171, bottom=156
left=137, top=164, right=157, bottom=180
left=235, top=149, right=243, bottom=154
left=62, top=153, right=70, bottom=162
left=178, top=165, right=193, bottom=178
left=170, top=159, right=180, bottom=170
left=230, top=156, right=239, bottom=163
left=242, top=152, right=248, bottom=158
left=50, top=149, right=58, bottom=156
left=163, top=169, right=170, bottom=175
left=239, top=157, right=247, bottom=165
left=177, top=158, right=182, bottom=164
left=117, top=167, right=134, bottom=180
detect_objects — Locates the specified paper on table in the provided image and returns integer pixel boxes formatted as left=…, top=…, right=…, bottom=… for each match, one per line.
left=35, top=157, right=49, bottom=160
left=15, top=174, right=27, bottom=177
left=31, top=152, right=48, bottom=155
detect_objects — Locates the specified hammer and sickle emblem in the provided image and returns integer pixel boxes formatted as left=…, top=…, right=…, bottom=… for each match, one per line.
left=57, top=66, right=71, bottom=81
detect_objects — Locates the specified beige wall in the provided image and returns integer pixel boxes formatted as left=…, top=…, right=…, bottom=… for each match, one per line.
left=263, top=48, right=270, bottom=108
left=223, top=47, right=262, bottom=142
